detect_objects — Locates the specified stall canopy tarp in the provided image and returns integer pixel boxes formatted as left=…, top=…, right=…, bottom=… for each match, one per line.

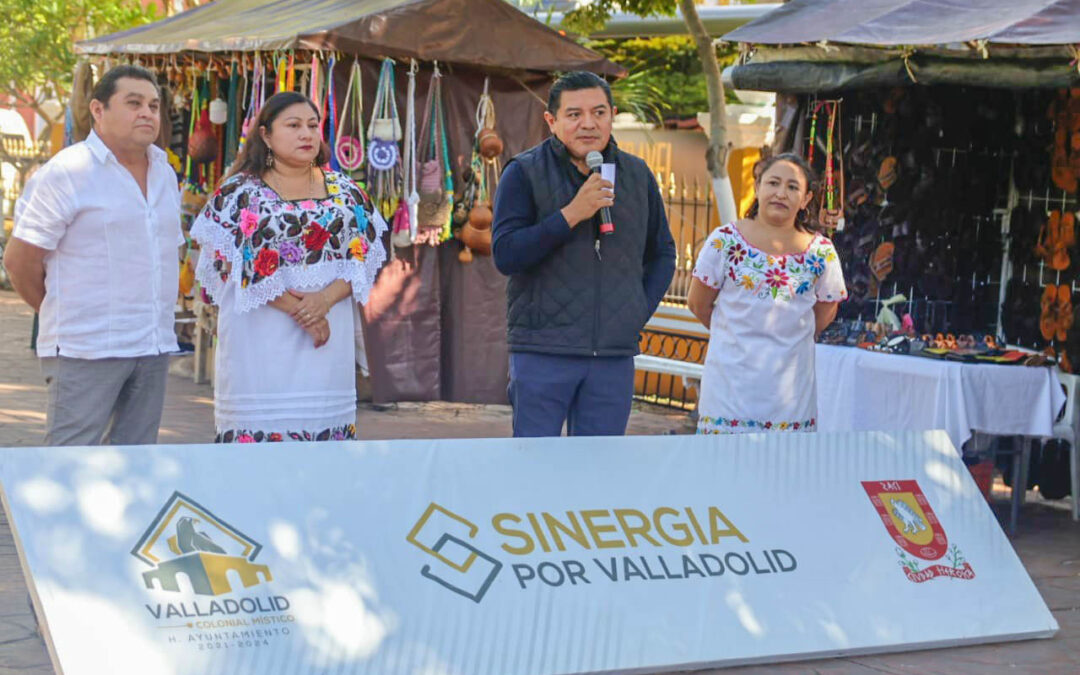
left=74, top=0, right=623, bottom=405
left=723, top=0, right=1080, bottom=91
left=76, top=0, right=624, bottom=76
left=724, top=0, right=1080, bottom=46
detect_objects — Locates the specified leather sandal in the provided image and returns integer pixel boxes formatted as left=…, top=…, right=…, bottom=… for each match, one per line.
left=1057, top=284, right=1074, bottom=342
left=1041, top=284, right=1059, bottom=342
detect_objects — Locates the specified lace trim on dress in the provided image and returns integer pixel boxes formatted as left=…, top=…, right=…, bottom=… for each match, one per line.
left=189, top=177, right=388, bottom=313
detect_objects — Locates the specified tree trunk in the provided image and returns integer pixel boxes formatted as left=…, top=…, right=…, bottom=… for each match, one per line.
left=679, top=0, right=738, bottom=225
left=9, top=89, right=62, bottom=145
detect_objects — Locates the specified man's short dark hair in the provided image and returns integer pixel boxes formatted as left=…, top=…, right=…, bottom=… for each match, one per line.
left=547, top=71, right=613, bottom=115
left=91, top=64, right=159, bottom=107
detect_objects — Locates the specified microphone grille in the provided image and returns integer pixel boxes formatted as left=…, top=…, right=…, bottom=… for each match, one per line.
left=585, top=151, right=604, bottom=169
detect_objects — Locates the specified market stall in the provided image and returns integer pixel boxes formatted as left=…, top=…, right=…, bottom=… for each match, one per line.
left=724, top=0, right=1080, bottom=361
left=75, top=0, right=623, bottom=404
left=719, top=0, right=1080, bottom=505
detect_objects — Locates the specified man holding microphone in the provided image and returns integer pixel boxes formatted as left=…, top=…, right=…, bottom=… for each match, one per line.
left=492, top=71, right=676, bottom=437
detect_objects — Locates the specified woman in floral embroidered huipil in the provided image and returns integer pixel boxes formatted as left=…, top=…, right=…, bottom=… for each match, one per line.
left=191, top=93, right=386, bottom=442
left=688, top=154, right=846, bottom=434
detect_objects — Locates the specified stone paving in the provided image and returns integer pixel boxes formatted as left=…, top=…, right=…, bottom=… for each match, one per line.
left=0, top=289, right=1077, bottom=673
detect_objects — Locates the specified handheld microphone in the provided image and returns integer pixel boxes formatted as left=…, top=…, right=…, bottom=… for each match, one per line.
left=585, top=151, right=614, bottom=235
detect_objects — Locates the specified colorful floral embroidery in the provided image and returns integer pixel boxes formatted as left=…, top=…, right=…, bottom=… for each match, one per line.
left=216, top=423, right=357, bottom=443
left=196, top=170, right=379, bottom=291
left=697, top=415, right=816, bottom=434
left=727, top=243, right=747, bottom=265
left=348, top=237, right=368, bottom=261
left=693, top=224, right=846, bottom=303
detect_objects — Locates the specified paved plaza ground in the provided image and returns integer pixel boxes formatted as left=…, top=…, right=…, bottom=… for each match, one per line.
left=0, top=289, right=1077, bottom=673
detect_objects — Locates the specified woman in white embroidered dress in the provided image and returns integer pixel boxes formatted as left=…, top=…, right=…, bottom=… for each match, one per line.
left=688, top=153, right=846, bottom=434
left=191, top=92, right=387, bottom=442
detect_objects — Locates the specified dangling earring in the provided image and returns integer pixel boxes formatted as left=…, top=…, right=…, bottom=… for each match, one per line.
left=265, top=149, right=274, bottom=169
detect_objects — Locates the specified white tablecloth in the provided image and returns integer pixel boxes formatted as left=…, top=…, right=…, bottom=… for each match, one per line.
left=815, top=345, right=1065, bottom=451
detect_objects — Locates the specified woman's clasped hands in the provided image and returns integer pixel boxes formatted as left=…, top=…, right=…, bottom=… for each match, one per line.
left=288, top=289, right=332, bottom=348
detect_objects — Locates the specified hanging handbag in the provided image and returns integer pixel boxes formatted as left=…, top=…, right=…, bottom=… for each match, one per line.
left=368, top=60, right=403, bottom=143
left=367, top=60, right=401, bottom=166
left=391, top=200, right=413, bottom=248
left=415, top=66, right=453, bottom=244
left=366, top=59, right=403, bottom=217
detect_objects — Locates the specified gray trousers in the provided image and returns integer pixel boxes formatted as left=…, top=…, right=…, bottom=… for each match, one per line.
left=41, top=354, right=170, bottom=446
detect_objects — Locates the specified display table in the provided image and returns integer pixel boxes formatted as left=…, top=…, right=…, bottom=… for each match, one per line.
left=816, top=344, right=1065, bottom=451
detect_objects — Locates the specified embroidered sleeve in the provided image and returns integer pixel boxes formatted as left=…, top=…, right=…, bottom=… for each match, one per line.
left=812, top=238, right=848, bottom=302
left=189, top=171, right=388, bottom=312
left=189, top=174, right=250, bottom=304
left=692, top=225, right=732, bottom=290
left=334, top=173, right=388, bottom=304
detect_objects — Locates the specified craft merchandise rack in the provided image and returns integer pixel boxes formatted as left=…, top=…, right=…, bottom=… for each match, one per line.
left=807, top=86, right=1080, bottom=367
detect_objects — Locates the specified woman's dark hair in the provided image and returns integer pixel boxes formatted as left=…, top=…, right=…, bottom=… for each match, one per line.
left=745, top=152, right=820, bottom=233
left=227, top=92, right=329, bottom=179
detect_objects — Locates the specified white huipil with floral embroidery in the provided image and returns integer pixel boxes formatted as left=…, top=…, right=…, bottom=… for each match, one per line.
left=191, top=170, right=387, bottom=442
left=692, top=223, right=846, bottom=434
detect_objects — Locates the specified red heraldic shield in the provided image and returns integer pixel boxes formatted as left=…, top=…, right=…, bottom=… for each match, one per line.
left=861, top=480, right=949, bottom=561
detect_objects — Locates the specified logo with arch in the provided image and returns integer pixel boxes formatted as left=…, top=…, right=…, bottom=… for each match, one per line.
left=132, top=491, right=271, bottom=596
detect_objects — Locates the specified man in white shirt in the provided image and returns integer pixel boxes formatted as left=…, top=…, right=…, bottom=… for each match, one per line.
left=4, top=65, right=183, bottom=446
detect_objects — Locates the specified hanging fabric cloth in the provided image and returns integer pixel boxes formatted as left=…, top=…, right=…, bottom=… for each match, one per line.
left=309, top=53, right=321, bottom=118
left=325, top=55, right=339, bottom=171
left=224, top=60, right=240, bottom=167
left=275, top=53, right=288, bottom=94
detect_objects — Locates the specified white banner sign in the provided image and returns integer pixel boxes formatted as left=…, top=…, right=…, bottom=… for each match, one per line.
left=0, top=431, right=1057, bottom=674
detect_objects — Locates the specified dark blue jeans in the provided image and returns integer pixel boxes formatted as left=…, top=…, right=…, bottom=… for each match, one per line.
left=508, top=352, right=635, bottom=437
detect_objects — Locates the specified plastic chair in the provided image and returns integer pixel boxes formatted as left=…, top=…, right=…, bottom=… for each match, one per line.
left=1051, top=372, right=1080, bottom=521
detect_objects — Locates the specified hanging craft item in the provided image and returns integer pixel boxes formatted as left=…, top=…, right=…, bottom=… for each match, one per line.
left=335, top=59, right=366, bottom=173
left=239, top=55, right=265, bottom=153
left=475, top=78, right=504, bottom=161
left=369, top=59, right=403, bottom=141
left=188, top=76, right=218, bottom=165
left=208, top=97, right=227, bottom=125
left=366, top=59, right=403, bottom=218
left=275, top=53, right=288, bottom=93
left=325, top=55, right=339, bottom=172
left=392, top=60, right=421, bottom=250
left=415, top=63, right=454, bottom=246
left=808, top=99, right=845, bottom=232
left=460, top=77, right=501, bottom=257
left=223, top=60, right=240, bottom=167
left=309, top=53, right=323, bottom=124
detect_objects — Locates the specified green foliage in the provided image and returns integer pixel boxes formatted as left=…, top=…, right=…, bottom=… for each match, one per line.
left=563, top=0, right=679, bottom=36
left=590, top=36, right=739, bottom=120
left=0, top=0, right=157, bottom=112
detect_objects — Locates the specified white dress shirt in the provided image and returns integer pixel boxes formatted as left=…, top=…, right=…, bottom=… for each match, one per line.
left=13, top=130, right=182, bottom=359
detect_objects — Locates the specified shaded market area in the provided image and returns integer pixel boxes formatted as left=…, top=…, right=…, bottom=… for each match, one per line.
left=0, top=0, right=1079, bottom=672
